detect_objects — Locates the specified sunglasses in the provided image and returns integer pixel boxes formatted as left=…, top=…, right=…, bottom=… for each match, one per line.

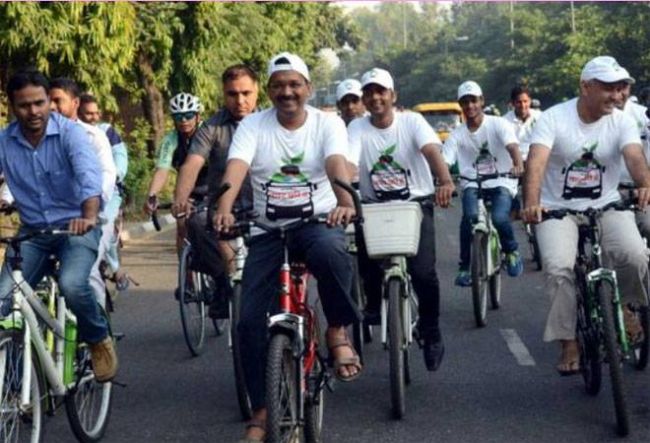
left=172, top=111, right=197, bottom=122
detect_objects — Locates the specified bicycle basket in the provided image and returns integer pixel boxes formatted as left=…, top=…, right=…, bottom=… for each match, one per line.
left=362, top=201, right=423, bottom=258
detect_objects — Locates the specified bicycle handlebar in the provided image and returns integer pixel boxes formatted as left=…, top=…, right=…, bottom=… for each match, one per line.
left=541, top=198, right=637, bottom=221
left=459, top=172, right=517, bottom=183
left=0, top=229, right=73, bottom=245
left=150, top=202, right=173, bottom=232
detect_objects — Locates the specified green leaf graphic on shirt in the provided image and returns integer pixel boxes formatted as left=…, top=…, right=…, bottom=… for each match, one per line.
left=371, top=144, right=405, bottom=172
left=573, top=142, right=600, bottom=168
left=270, top=151, right=308, bottom=183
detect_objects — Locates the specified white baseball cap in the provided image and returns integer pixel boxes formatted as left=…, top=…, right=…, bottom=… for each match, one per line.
left=268, top=52, right=310, bottom=82
left=361, top=68, right=394, bottom=90
left=457, top=81, right=483, bottom=100
left=336, top=79, right=362, bottom=101
left=580, top=56, right=634, bottom=84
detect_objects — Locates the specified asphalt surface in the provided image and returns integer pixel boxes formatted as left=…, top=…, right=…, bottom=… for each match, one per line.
left=44, top=202, right=650, bottom=442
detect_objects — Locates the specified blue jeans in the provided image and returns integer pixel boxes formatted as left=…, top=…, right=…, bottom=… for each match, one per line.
left=238, top=224, right=358, bottom=411
left=460, top=187, right=518, bottom=269
left=0, top=227, right=109, bottom=344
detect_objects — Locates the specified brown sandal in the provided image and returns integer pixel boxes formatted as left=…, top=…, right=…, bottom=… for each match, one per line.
left=328, top=335, right=362, bottom=382
left=238, top=420, right=265, bottom=443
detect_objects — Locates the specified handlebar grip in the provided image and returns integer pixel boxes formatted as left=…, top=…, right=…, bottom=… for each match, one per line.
left=151, top=212, right=161, bottom=231
left=333, top=178, right=363, bottom=220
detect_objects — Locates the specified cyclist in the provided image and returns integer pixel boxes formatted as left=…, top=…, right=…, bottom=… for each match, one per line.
left=444, top=81, right=524, bottom=288
left=214, top=52, right=359, bottom=443
left=143, top=92, right=206, bottom=253
left=79, top=93, right=131, bottom=290
left=0, top=69, right=117, bottom=382
left=347, top=67, right=455, bottom=371
left=522, top=56, right=650, bottom=375
left=503, top=85, right=542, bottom=161
left=49, top=78, right=118, bottom=308
left=336, top=78, right=366, bottom=126
left=173, top=65, right=258, bottom=318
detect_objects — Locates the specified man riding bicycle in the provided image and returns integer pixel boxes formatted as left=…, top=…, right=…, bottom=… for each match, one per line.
left=503, top=85, right=541, bottom=161
left=444, top=81, right=524, bottom=288
left=522, top=56, right=650, bottom=375
left=214, top=52, right=360, bottom=443
left=0, top=69, right=117, bottom=382
left=347, top=67, right=454, bottom=371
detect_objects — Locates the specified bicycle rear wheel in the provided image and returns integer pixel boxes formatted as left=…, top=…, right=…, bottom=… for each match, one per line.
left=471, top=233, right=488, bottom=327
left=229, top=282, right=252, bottom=420
left=65, top=343, right=113, bottom=442
left=178, top=244, right=207, bottom=356
left=0, top=333, right=43, bottom=443
left=388, top=278, right=406, bottom=419
left=266, top=332, right=301, bottom=443
left=304, top=356, right=325, bottom=443
left=598, top=281, right=629, bottom=436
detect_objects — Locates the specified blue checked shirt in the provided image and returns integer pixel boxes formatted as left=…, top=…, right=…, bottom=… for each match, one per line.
left=0, top=113, right=103, bottom=228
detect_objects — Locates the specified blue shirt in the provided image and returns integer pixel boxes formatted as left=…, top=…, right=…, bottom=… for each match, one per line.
left=0, top=113, right=103, bottom=228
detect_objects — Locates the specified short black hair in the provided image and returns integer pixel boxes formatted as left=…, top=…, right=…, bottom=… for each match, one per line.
left=79, top=93, right=98, bottom=106
left=6, top=69, right=49, bottom=103
left=50, top=77, right=81, bottom=98
left=510, top=85, right=531, bottom=102
left=222, top=64, right=259, bottom=84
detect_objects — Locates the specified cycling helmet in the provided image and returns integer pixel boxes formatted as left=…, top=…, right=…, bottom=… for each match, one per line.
left=169, top=92, right=202, bottom=114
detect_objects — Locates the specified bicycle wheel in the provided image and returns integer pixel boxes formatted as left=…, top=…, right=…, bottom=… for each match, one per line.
left=266, top=332, right=301, bottom=443
left=350, top=260, right=365, bottom=364
left=178, top=244, right=206, bottom=356
left=230, top=282, right=252, bottom=420
left=629, top=305, right=649, bottom=370
left=388, top=278, right=406, bottom=419
left=65, top=343, right=113, bottom=442
left=597, top=281, right=630, bottom=437
left=0, top=334, right=43, bottom=443
left=304, top=356, right=325, bottom=443
left=575, top=270, right=601, bottom=396
left=471, top=233, right=488, bottom=327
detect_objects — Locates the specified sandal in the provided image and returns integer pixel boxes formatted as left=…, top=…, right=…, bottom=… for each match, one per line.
left=327, top=333, right=362, bottom=382
left=556, top=340, right=580, bottom=376
left=237, top=420, right=265, bottom=443
left=624, top=307, right=645, bottom=346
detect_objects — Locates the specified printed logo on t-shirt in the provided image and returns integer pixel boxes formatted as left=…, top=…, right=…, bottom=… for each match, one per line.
left=561, top=142, right=603, bottom=200
left=474, top=144, right=498, bottom=176
left=264, top=152, right=314, bottom=220
left=369, top=144, right=410, bottom=200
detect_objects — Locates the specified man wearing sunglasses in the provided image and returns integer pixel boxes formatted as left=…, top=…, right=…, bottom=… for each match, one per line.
left=144, top=92, right=206, bottom=253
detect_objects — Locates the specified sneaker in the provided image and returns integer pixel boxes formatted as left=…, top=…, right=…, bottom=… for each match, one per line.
left=114, top=271, right=130, bottom=292
left=89, top=337, right=118, bottom=383
left=454, top=270, right=471, bottom=287
left=506, top=251, right=523, bottom=277
left=208, top=295, right=229, bottom=319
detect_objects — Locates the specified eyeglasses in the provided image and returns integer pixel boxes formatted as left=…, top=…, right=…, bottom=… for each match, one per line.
left=172, top=111, right=197, bottom=122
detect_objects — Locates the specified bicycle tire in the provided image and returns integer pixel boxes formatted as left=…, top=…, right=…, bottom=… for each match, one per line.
left=471, top=233, right=488, bottom=327
left=350, top=260, right=365, bottom=364
left=0, top=334, right=43, bottom=443
left=489, top=271, right=501, bottom=310
left=575, top=268, right=601, bottom=396
left=65, top=344, right=113, bottom=442
left=266, top=332, right=301, bottom=443
left=598, top=281, right=630, bottom=436
left=388, top=278, right=406, bottom=419
left=630, top=305, right=649, bottom=370
left=230, top=282, right=252, bottom=420
left=178, top=244, right=206, bottom=356
left=304, top=356, right=324, bottom=443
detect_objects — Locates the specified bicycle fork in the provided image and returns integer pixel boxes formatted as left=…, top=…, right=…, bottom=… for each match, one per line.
left=380, top=257, right=413, bottom=349
left=587, top=269, right=630, bottom=354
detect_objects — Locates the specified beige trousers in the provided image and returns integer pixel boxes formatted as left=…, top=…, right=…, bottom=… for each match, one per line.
left=537, top=209, right=649, bottom=342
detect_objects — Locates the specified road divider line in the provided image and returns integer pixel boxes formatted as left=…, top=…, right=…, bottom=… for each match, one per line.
left=500, top=329, right=536, bottom=366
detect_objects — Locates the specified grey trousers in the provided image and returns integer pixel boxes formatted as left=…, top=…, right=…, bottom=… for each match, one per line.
left=537, top=209, right=649, bottom=342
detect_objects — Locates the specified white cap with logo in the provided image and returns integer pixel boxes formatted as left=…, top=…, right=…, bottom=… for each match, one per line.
left=580, top=56, right=634, bottom=84
left=336, top=79, right=362, bottom=101
left=457, top=81, right=483, bottom=100
left=268, top=52, right=310, bottom=82
left=361, top=68, right=394, bottom=90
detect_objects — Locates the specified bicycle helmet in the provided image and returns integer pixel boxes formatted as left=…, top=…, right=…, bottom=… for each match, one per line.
left=169, top=92, right=202, bottom=114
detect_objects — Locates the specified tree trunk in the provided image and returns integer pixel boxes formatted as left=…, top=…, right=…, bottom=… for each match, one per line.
left=136, top=51, right=165, bottom=157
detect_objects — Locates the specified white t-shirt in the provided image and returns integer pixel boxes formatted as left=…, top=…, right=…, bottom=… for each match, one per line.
left=443, top=115, right=519, bottom=196
left=502, top=108, right=542, bottom=160
left=530, top=97, right=641, bottom=210
left=347, top=111, right=440, bottom=202
left=77, top=120, right=116, bottom=206
left=619, top=100, right=650, bottom=184
left=228, top=105, right=347, bottom=226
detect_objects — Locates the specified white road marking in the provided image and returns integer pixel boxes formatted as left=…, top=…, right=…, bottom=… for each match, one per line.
left=500, top=328, right=536, bottom=366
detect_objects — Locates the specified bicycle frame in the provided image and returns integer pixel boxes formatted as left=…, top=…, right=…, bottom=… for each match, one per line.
left=379, top=256, right=417, bottom=349
left=473, top=196, right=501, bottom=277
left=227, top=236, right=247, bottom=349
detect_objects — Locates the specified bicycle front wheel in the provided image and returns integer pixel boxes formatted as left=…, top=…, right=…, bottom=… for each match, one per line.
left=0, top=333, right=43, bottom=443
left=388, top=278, right=406, bottom=419
left=229, top=282, right=252, bottom=420
left=575, top=269, right=601, bottom=396
left=178, top=244, right=206, bottom=356
left=350, top=259, right=365, bottom=365
left=266, top=332, right=301, bottom=443
left=65, top=344, right=113, bottom=442
left=598, top=281, right=630, bottom=436
left=471, top=232, right=488, bottom=327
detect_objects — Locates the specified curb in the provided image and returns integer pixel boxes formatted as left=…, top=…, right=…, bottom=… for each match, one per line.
left=121, top=213, right=176, bottom=243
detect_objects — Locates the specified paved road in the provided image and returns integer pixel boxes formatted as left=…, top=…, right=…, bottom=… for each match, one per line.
left=46, top=203, right=650, bottom=442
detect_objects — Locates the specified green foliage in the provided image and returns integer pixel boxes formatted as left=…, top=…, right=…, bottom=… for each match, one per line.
left=120, top=118, right=155, bottom=211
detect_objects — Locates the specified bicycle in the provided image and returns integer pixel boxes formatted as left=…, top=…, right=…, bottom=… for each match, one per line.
left=459, top=172, right=514, bottom=328
left=220, top=179, right=360, bottom=442
left=543, top=200, right=641, bottom=436
left=524, top=222, right=542, bottom=271
left=360, top=196, right=432, bottom=419
left=0, top=229, right=113, bottom=443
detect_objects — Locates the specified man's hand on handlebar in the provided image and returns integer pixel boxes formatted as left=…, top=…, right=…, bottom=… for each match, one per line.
left=143, top=194, right=158, bottom=215
left=68, top=217, right=97, bottom=235
left=171, top=198, right=193, bottom=219
left=327, top=205, right=356, bottom=227
left=522, top=205, right=545, bottom=224
left=636, top=187, right=650, bottom=210
left=510, top=163, right=525, bottom=177
left=435, top=180, right=455, bottom=208
left=214, top=211, right=236, bottom=234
